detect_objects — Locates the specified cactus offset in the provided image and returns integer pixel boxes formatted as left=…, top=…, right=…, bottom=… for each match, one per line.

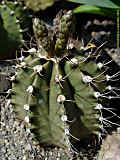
left=0, top=0, right=32, bottom=57
left=10, top=10, right=120, bottom=151
left=20, top=0, right=55, bottom=11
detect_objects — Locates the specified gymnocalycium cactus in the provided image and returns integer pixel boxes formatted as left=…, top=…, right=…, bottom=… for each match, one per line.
left=10, top=10, right=120, bottom=152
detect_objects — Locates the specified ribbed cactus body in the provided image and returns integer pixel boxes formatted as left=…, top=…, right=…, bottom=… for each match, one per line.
left=10, top=10, right=119, bottom=151
left=0, top=1, right=32, bottom=57
left=0, top=2, right=22, bottom=53
left=11, top=50, right=106, bottom=148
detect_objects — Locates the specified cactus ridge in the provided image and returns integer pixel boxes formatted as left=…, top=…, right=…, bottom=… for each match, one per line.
left=0, top=0, right=32, bottom=54
left=10, top=10, right=120, bottom=152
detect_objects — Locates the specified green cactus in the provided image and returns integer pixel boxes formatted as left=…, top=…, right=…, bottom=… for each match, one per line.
left=10, top=10, right=120, bottom=152
left=20, top=0, right=55, bottom=11
left=0, top=0, right=32, bottom=57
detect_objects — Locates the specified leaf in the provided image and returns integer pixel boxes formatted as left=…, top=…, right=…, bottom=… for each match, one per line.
left=68, top=0, right=120, bottom=9
left=73, top=4, right=117, bottom=17
left=74, top=5, right=116, bottom=17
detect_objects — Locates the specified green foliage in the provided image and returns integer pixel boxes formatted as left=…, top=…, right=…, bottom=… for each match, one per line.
left=68, top=0, right=120, bottom=9
left=67, top=0, right=120, bottom=17
left=10, top=10, right=119, bottom=152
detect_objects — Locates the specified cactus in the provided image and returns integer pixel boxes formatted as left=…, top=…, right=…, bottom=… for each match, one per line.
left=20, top=0, right=55, bottom=11
left=10, top=10, right=120, bottom=152
left=0, top=0, right=32, bottom=58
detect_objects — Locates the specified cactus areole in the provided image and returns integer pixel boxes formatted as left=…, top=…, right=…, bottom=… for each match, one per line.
left=11, top=10, right=119, bottom=152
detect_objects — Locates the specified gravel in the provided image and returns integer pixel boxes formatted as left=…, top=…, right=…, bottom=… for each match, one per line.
left=0, top=97, right=74, bottom=160
left=0, top=60, right=72, bottom=160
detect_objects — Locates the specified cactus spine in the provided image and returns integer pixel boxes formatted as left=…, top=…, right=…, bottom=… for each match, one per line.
left=10, top=10, right=120, bottom=152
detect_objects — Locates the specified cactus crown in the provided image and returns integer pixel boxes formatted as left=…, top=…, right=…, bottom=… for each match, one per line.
left=10, top=10, right=120, bottom=152
left=33, top=10, right=74, bottom=58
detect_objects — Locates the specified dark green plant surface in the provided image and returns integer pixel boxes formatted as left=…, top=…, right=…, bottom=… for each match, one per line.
left=10, top=10, right=120, bottom=154
left=67, top=0, right=120, bottom=18
left=0, top=1, right=32, bottom=58
left=19, top=0, right=55, bottom=11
